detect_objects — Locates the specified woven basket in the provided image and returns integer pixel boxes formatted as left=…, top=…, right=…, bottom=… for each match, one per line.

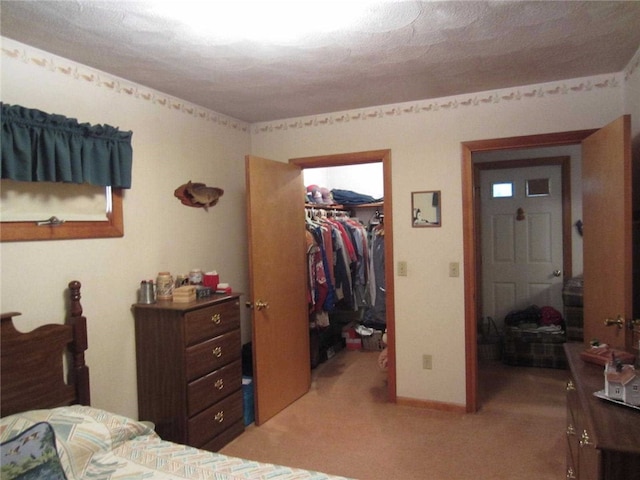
left=362, top=331, right=384, bottom=351
left=478, top=340, right=502, bottom=361
left=478, top=316, right=502, bottom=361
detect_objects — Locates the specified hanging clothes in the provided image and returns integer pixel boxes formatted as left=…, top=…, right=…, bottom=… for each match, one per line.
left=304, top=207, right=371, bottom=321
left=363, top=220, right=386, bottom=329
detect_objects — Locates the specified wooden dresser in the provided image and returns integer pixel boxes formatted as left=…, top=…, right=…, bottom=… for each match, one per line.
left=133, top=294, right=244, bottom=451
left=564, top=343, right=640, bottom=480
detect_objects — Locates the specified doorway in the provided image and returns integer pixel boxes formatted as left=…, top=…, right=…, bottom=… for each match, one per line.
left=463, top=118, right=635, bottom=412
left=461, top=129, right=597, bottom=412
left=246, top=149, right=396, bottom=425
left=290, top=150, right=396, bottom=402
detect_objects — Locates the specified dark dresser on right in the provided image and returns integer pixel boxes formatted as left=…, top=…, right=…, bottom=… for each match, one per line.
left=564, top=343, right=640, bottom=480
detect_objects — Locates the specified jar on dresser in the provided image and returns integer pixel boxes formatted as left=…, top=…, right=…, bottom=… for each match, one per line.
left=133, top=294, right=244, bottom=451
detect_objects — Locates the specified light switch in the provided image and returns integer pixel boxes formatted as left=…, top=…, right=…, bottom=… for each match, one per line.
left=398, top=261, right=408, bottom=277
left=449, top=262, right=460, bottom=277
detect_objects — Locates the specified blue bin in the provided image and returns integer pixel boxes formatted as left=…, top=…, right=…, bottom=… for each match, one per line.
left=242, top=376, right=255, bottom=425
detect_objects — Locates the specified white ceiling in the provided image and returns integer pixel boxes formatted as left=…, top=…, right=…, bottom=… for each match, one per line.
left=2, top=1, right=640, bottom=124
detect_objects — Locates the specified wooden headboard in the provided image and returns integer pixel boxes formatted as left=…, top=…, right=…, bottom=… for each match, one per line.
left=1, top=280, right=90, bottom=417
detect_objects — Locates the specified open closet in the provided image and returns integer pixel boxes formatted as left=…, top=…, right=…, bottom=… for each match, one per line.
left=245, top=150, right=395, bottom=425
left=303, top=163, right=386, bottom=368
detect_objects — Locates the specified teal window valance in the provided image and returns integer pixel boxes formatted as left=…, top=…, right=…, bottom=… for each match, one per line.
left=1, top=103, right=133, bottom=188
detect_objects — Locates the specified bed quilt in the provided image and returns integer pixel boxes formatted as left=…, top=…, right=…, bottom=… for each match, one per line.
left=0, top=406, right=351, bottom=480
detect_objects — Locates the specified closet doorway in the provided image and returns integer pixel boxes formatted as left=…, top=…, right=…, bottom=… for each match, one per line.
left=291, top=149, right=396, bottom=401
left=245, top=150, right=395, bottom=425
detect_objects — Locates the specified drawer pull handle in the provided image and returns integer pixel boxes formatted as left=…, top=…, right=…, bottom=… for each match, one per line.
left=214, top=411, right=224, bottom=423
left=212, top=346, right=223, bottom=358
left=579, top=430, right=593, bottom=447
left=211, top=313, right=221, bottom=324
left=214, top=379, right=224, bottom=390
left=566, top=380, right=575, bottom=391
left=566, top=466, right=576, bottom=479
left=566, top=424, right=576, bottom=436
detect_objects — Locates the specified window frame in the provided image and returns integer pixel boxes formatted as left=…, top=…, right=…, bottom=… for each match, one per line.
left=0, top=187, right=124, bottom=242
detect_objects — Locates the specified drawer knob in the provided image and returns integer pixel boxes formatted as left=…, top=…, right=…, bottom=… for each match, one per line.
left=214, top=378, right=224, bottom=390
left=212, top=346, right=223, bottom=358
left=214, top=411, right=224, bottom=423
left=211, top=313, right=221, bottom=324
left=579, top=430, right=593, bottom=447
left=566, top=380, right=575, bottom=391
left=566, top=466, right=576, bottom=479
left=566, top=424, right=576, bottom=436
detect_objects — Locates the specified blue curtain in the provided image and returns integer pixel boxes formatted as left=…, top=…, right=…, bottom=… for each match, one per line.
left=1, top=103, right=133, bottom=188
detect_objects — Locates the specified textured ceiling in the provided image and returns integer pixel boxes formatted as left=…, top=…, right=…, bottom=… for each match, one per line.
left=2, top=1, right=640, bottom=123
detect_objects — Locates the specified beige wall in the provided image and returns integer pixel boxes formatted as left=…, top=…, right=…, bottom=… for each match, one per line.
left=0, top=38, right=251, bottom=418
left=249, top=48, right=639, bottom=406
left=2, top=36, right=638, bottom=416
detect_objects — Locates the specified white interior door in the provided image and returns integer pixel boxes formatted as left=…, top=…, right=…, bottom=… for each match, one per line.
left=480, top=165, right=563, bottom=328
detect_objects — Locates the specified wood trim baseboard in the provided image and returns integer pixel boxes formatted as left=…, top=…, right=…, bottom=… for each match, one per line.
left=396, top=396, right=467, bottom=414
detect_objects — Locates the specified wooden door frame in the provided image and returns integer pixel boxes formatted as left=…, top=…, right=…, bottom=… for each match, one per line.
left=462, top=130, right=596, bottom=413
left=290, top=149, right=396, bottom=402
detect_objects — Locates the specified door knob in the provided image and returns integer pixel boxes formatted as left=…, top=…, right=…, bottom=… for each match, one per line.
left=245, top=300, right=269, bottom=310
left=553, top=270, right=562, bottom=277
left=255, top=300, right=269, bottom=310
left=604, top=315, right=624, bottom=329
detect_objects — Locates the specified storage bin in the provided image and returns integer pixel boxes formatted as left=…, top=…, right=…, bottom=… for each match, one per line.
left=242, top=376, right=255, bottom=426
left=362, top=331, right=384, bottom=351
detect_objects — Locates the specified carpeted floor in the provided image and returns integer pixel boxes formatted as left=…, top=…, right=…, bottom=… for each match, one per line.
left=221, top=349, right=568, bottom=479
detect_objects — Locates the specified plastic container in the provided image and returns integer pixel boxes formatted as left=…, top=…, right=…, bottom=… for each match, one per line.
left=242, top=376, right=255, bottom=425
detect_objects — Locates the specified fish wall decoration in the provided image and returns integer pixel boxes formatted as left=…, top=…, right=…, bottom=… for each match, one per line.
left=174, top=181, right=224, bottom=211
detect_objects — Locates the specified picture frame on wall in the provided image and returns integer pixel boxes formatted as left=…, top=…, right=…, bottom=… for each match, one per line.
left=412, top=190, right=441, bottom=227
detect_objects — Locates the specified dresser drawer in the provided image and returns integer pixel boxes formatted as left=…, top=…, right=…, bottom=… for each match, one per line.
left=188, top=389, right=243, bottom=448
left=199, top=419, right=245, bottom=453
left=188, top=359, right=242, bottom=416
left=186, top=329, right=241, bottom=381
left=184, top=300, right=240, bottom=346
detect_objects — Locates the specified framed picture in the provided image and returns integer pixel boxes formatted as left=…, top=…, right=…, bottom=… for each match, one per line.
left=412, top=190, right=441, bottom=227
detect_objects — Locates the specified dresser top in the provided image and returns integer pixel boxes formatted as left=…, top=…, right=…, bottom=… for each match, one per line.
left=133, top=293, right=241, bottom=312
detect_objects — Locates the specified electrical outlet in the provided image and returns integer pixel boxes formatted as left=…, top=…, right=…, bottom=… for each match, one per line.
left=398, top=261, right=408, bottom=277
left=449, top=262, right=460, bottom=277
left=422, top=354, right=432, bottom=370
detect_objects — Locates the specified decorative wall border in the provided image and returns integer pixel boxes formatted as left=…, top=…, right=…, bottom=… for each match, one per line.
left=252, top=73, right=623, bottom=134
left=253, top=44, right=640, bottom=135
left=3, top=36, right=638, bottom=136
left=0, top=37, right=249, bottom=133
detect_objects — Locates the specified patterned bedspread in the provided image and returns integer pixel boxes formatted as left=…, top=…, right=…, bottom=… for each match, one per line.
left=0, top=406, right=352, bottom=480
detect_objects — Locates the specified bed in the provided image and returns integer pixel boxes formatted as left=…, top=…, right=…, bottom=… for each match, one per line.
left=0, top=281, right=351, bottom=480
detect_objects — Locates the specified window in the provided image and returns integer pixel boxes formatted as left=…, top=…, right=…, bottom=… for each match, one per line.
left=0, top=182, right=124, bottom=242
left=1, top=103, right=131, bottom=242
left=491, top=182, right=513, bottom=198
left=526, top=178, right=550, bottom=197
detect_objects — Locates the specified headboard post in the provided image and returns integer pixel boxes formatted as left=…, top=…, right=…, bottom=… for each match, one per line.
left=69, top=280, right=83, bottom=317
left=68, top=280, right=91, bottom=406
left=1, top=280, right=91, bottom=416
